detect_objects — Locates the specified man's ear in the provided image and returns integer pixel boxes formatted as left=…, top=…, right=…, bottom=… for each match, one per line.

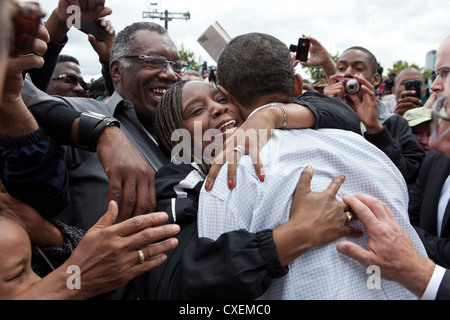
left=217, top=85, right=235, bottom=104
left=110, top=60, right=122, bottom=84
left=391, top=86, right=396, bottom=95
left=293, top=74, right=304, bottom=97
left=372, top=72, right=381, bottom=87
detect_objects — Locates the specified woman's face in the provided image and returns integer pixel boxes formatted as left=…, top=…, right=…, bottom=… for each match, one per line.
left=180, top=81, right=243, bottom=151
left=0, top=218, right=41, bottom=299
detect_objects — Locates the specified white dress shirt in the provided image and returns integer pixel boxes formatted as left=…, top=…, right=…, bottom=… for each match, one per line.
left=198, top=128, right=427, bottom=300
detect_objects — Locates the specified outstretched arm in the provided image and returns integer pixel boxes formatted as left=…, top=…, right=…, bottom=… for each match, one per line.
left=337, top=193, right=435, bottom=298
left=14, top=201, right=179, bottom=300
left=152, top=165, right=360, bottom=299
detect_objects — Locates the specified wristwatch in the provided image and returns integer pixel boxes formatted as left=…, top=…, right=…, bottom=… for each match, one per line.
left=78, top=111, right=120, bottom=152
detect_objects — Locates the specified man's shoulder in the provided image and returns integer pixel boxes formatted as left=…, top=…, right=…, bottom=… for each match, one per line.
left=275, top=127, right=364, bottom=142
left=292, top=91, right=348, bottom=107
left=22, top=75, right=109, bottom=113
left=422, top=151, right=450, bottom=171
left=58, top=96, right=107, bottom=113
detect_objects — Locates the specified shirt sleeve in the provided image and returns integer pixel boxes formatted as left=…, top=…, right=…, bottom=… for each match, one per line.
left=291, top=91, right=361, bottom=134
left=0, top=128, right=70, bottom=218
left=364, top=115, right=425, bottom=184
left=22, top=77, right=82, bottom=147
left=421, top=264, right=447, bottom=300
left=147, top=226, right=288, bottom=300
left=31, top=219, right=84, bottom=278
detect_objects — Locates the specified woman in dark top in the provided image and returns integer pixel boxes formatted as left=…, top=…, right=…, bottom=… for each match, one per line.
left=147, top=80, right=361, bottom=299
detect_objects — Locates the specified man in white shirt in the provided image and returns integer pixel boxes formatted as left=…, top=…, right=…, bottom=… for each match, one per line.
left=197, top=32, right=427, bottom=300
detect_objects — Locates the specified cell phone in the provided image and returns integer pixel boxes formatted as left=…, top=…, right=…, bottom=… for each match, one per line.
left=295, top=38, right=310, bottom=62
left=289, top=44, right=298, bottom=53
left=80, top=20, right=108, bottom=42
left=404, top=80, right=422, bottom=100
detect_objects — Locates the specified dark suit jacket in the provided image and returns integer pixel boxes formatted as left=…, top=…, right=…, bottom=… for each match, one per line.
left=437, top=270, right=450, bottom=300
left=409, top=151, right=450, bottom=268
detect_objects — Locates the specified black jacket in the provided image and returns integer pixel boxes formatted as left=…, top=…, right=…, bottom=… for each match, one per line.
left=409, top=151, right=450, bottom=268
left=145, top=163, right=287, bottom=300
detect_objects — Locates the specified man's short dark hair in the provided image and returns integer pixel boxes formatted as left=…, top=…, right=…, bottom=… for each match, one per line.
left=217, top=32, right=295, bottom=108
left=58, top=54, right=80, bottom=66
left=342, top=46, right=378, bottom=75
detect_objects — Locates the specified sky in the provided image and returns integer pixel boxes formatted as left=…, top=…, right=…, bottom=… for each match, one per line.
left=36, top=0, right=450, bottom=81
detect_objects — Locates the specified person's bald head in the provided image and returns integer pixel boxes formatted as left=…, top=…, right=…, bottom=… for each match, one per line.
left=393, top=67, right=426, bottom=102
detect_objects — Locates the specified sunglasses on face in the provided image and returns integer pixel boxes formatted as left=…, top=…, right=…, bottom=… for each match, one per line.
left=9, top=1, right=45, bottom=57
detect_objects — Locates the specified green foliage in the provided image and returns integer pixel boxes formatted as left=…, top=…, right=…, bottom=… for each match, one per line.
left=179, top=43, right=202, bottom=71
left=388, top=60, right=433, bottom=80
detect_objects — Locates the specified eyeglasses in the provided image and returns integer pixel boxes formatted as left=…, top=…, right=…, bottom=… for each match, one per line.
left=431, top=96, right=450, bottom=141
left=51, top=74, right=88, bottom=90
left=436, top=68, right=450, bottom=81
left=119, top=55, right=189, bottom=73
left=9, top=1, right=46, bottom=57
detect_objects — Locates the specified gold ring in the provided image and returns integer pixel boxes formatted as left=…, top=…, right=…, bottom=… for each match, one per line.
left=137, top=249, right=145, bottom=264
left=345, top=211, right=353, bottom=223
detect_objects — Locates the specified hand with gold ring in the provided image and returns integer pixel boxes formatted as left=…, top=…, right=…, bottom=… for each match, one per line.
left=273, top=167, right=363, bottom=266
left=43, top=200, right=180, bottom=299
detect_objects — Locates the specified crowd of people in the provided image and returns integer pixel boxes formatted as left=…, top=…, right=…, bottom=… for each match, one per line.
left=1, top=0, right=450, bottom=301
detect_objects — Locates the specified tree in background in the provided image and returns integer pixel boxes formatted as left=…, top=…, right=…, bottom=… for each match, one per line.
left=388, top=60, right=433, bottom=81
left=302, top=52, right=340, bottom=83
left=179, top=43, right=202, bottom=71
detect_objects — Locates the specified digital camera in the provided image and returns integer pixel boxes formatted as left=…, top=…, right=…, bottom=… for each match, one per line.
left=336, top=78, right=361, bottom=95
